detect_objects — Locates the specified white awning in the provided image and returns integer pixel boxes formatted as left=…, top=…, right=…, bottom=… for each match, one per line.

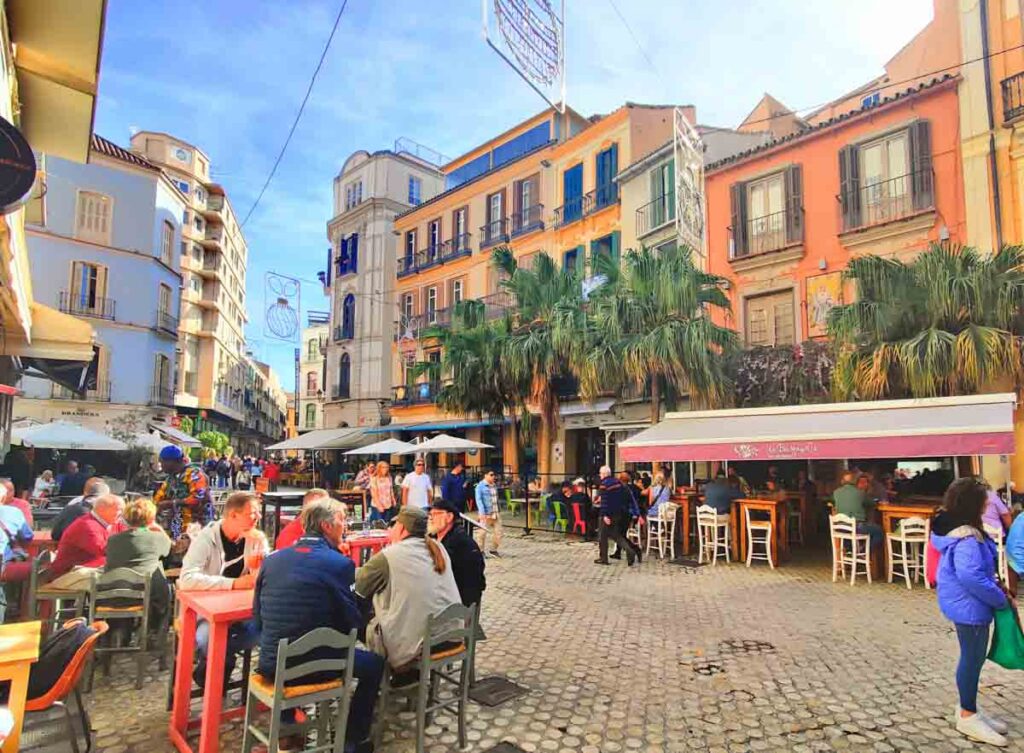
left=266, top=427, right=366, bottom=451
left=12, top=420, right=127, bottom=450
left=151, top=423, right=202, bottom=448
left=620, top=393, right=1017, bottom=462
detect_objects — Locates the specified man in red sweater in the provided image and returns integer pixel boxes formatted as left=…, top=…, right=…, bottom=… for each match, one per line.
left=49, top=494, right=125, bottom=590
left=275, top=488, right=333, bottom=550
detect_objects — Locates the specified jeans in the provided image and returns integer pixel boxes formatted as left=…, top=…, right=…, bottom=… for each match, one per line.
left=369, top=507, right=395, bottom=524
left=0, top=581, right=7, bottom=624
left=194, top=618, right=260, bottom=690
left=861, top=522, right=885, bottom=548
left=954, top=622, right=991, bottom=713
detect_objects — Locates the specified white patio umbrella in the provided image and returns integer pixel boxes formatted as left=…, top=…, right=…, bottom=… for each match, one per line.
left=130, top=431, right=168, bottom=453
left=344, top=438, right=416, bottom=456
left=11, top=420, right=128, bottom=451
left=399, top=433, right=493, bottom=454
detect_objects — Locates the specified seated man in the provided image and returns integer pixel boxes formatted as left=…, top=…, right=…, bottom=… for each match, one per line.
left=833, top=471, right=883, bottom=546
left=49, top=494, right=125, bottom=591
left=275, top=487, right=332, bottom=550
left=50, top=477, right=111, bottom=541
left=179, top=491, right=267, bottom=691
left=704, top=472, right=741, bottom=515
left=568, top=478, right=596, bottom=540
left=551, top=481, right=573, bottom=522
left=0, top=483, right=33, bottom=623
left=427, top=500, right=486, bottom=610
left=255, top=498, right=382, bottom=753
left=355, top=506, right=462, bottom=672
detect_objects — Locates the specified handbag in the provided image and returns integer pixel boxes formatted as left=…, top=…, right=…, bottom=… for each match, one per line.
left=988, top=606, right=1024, bottom=670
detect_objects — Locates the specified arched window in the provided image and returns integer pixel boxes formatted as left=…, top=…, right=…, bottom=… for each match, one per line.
left=304, top=403, right=317, bottom=428
left=342, top=294, right=355, bottom=339
left=307, top=338, right=317, bottom=359
left=338, top=353, right=351, bottom=399
left=306, top=371, right=317, bottom=394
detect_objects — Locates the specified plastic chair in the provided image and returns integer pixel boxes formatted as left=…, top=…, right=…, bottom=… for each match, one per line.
left=24, top=618, right=109, bottom=753
left=829, top=513, right=869, bottom=584
left=551, top=500, right=568, bottom=532
left=646, top=503, right=678, bottom=559
left=696, top=504, right=730, bottom=565
left=531, top=494, right=550, bottom=528
left=570, top=502, right=586, bottom=535
left=888, top=517, right=929, bottom=589
left=241, top=627, right=358, bottom=753
left=745, top=507, right=774, bottom=569
left=984, top=523, right=1010, bottom=586
left=504, top=489, right=520, bottom=517
left=87, top=567, right=163, bottom=690
left=374, top=603, right=476, bottom=753
left=29, top=550, right=90, bottom=634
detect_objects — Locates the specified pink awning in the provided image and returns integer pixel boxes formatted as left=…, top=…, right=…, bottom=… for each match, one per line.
left=619, top=393, right=1017, bottom=462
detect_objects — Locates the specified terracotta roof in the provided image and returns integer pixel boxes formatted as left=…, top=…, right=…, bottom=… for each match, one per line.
left=90, top=135, right=159, bottom=170
left=705, top=74, right=957, bottom=172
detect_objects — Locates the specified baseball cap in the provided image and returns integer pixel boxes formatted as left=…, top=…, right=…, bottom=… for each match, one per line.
left=428, top=499, right=460, bottom=516
left=392, top=505, right=428, bottom=537
left=159, top=445, right=186, bottom=462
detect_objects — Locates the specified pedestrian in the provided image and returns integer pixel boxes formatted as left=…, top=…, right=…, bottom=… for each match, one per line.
left=474, top=469, right=501, bottom=557
left=401, top=458, right=433, bottom=509
left=152, top=445, right=213, bottom=541
left=595, top=466, right=638, bottom=566
left=611, top=471, right=642, bottom=561
left=931, top=478, right=1011, bottom=746
left=368, top=461, right=397, bottom=524
left=440, top=462, right=468, bottom=513
left=216, top=456, right=230, bottom=490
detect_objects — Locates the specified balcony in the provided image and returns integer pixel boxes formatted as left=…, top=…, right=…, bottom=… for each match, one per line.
left=201, top=254, right=222, bottom=277
left=730, top=207, right=802, bottom=260
left=1003, top=72, right=1024, bottom=123
left=397, top=235, right=475, bottom=277
left=636, top=192, right=675, bottom=237
left=479, top=290, right=513, bottom=320
left=156, top=309, right=179, bottom=334
left=511, top=204, right=544, bottom=238
left=439, top=234, right=472, bottom=263
left=391, top=382, right=438, bottom=407
left=838, top=167, right=934, bottom=233
left=58, top=291, right=116, bottom=321
left=203, top=226, right=224, bottom=247
left=553, top=196, right=583, bottom=228
left=332, top=383, right=351, bottom=400
left=149, top=384, right=175, bottom=406
left=333, top=324, right=353, bottom=342
left=480, top=218, right=509, bottom=249
left=51, top=380, right=112, bottom=402
left=584, top=183, right=619, bottom=216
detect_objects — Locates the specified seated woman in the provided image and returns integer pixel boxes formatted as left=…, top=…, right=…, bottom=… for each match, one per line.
left=646, top=473, right=671, bottom=520
left=32, top=470, right=57, bottom=502
left=104, top=497, right=172, bottom=632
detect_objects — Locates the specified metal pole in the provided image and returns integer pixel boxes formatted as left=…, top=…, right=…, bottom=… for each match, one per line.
left=523, top=469, right=532, bottom=536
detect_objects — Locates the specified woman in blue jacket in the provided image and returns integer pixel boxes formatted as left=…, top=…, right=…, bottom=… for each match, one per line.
left=932, top=478, right=1011, bottom=747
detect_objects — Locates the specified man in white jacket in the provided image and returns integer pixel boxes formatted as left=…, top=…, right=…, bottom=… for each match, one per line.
left=179, top=491, right=267, bottom=692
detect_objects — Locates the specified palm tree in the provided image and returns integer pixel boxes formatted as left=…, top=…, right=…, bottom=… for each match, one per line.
left=828, top=243, right=1024, bottom=400
left=579, top=244, right=737, bottom=423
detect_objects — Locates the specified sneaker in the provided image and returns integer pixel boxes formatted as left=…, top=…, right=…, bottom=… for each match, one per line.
left=956, top=705, right=1008, bottom=735
left=594, top=558, right=610, bottom=565
left=956, top=712, right=1008, bottom=746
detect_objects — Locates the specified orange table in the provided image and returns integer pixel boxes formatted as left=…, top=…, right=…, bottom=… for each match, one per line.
left=733, top=498, right=790, bottom=565
left=346, top=531, right=389, bottom=565
left=673, top=493, right=697, bottom=555
left=0, top=620, right=42, bottom=753
left=169, top=590, right=254, bottom=753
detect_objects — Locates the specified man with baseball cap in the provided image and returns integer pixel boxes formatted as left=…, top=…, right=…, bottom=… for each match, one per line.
left=153, top=445, right=213, bottom=540
left=427, top=499, right=486, bottom=610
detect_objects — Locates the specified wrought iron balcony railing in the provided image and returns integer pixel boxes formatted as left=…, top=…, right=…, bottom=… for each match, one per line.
left=51, top=380, right=112, bottom=402
left=334, top=324, right=353, bottom=341
left=636, top=192, right=675, bottom=237
left=837, top=167, right=934, bottom=233
left=59, top=291, right=116, bottom=320
left=553, top=197, right=584, bottom=228
left=156, top=309, right=179, bottom=333
left=1003, top=71, right=1024, bottom=123
left=391, top=382, right=439, bottom=406
left=511, top=204, right=544, bottom=238
left=480, top=218, right=509, bottom=249
left=439, top=234, right=473, bottom=262
left=332, top=383, right=351, bottom=400
left=584, top=183, right=619, bottom=216
left=730, top=207, right=803, bottom=260
left=149, top=384, right=175, bottom=406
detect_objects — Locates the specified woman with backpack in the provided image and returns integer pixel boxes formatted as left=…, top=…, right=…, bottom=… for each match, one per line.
left=931, top=477, right=1013, bottom=746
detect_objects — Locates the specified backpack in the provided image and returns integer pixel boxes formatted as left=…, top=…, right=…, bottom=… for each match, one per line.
left=26, top=620, right=97, bottom=699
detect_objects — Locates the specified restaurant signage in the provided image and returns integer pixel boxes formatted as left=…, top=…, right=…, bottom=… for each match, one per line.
left=0, top=116, right=37, bottom=213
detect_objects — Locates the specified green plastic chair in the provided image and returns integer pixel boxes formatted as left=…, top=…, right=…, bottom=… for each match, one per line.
left=504, top=489, right=521, bottom=517
left=551, top=500, right=568, bottom=532
left=531, top=494, right=550, bottom=528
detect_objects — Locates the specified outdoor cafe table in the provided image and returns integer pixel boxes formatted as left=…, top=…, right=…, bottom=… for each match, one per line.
left=169, top=589, right=253, bottom=753
left=346, top=530, right=389, bottom=565
left=0, top=620, right=41, bottom=753
left=672, top=492, right=697, bottom=555
left=733, top=497, right=790, bottom=564
left=25, top=529, right=56, bottom=558
left=259, top=490, right=305, bottom=543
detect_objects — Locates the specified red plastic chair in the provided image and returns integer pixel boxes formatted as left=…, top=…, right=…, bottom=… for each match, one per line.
left=24, top=618, right=109, bottom=753
left=571, top=503, right=586, bottom=535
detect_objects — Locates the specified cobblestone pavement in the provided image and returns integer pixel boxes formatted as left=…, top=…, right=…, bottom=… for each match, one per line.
left=23, top=531, right=1024, bottom=753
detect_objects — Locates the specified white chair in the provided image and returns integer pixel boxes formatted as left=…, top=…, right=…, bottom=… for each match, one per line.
left=744, top=507, right=774, bottom=569
left=696, top=504, right=731, bottom=565
left=788, top=504, right=804, bottom=546
left=984, top=523, right=1010, bottom=586
left=646, top=502, right=678, bottom=559
left=887, top=517, right=928, bottom=589
left=830, top=513, right=871, bottom=585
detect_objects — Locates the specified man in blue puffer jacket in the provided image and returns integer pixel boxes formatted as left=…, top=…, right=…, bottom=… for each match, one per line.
left=254, top=497, right=383, bottom=753
left=931, top=478, right=1011, bottom=747
left=595, top=465, right=637, bottom=566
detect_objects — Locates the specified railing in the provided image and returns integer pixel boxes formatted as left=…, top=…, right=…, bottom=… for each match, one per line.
left=838, top=167, right=934, bottom=232
left=397, top=253, right=418, bottom=276
left=51, top=380, right=112, bottom=402
left=479, top=290, right=513, bottom=320
left=184, top=371, right=198, bottom=394
left=203, top=254, right=221, bottom=273
left=439, top=234, right=472, bottom=262
left=156, top=309, right=179, bottom=333
left=553, top=197, right=584, bottom=227
left=585, top=183, right=619, bottom=215
left=731, top=208, right=801, bottom=259
left=150, top=384, right=175, bottom=406
left=333, top=324, right=353, bottom=341
left=398, top=236, right=474, bottom=277
left=59, top=291, right=116, bottom=320
left=511, top=204, right=544, bottom=237
left=480, top=218, right=509, bottom=249
left=1003, top=72, right=1024, bottom=122
left=207, top=194, right=224, bottom=212
left=391, top=382, right=438, bottom=406
left=205, top=227, right=223, bottom=245
left=332, top=383, right=351, bottom=400
left=636, top=192, right=675, bottom=237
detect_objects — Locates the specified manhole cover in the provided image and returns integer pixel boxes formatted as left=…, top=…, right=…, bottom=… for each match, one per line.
left=692, top=661, right=725, bottom=676
left=470, top=676, right=530, bottom=707
left=718, top=639, right=775, bottom=655
left=483, top=743, right=528, bottom=753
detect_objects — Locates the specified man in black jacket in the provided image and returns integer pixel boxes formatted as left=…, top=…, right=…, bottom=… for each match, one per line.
left=595, top=465, right=637, bottom=566
left=427, top=499, right=486, bottom=609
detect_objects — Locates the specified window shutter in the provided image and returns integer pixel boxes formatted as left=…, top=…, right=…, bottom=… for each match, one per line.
left=611, top=230, right=620, bottom=261
left=784, top=165, right=803, bottom=244
left=325, top=246, right=332, bottom=288
left=908, top=120, right=934, bottom=210
left=729, top=182, right=748, bottom=258
left=336, top=237, right=345, bottom=275
left=350, top=233, right=358, bottom=273
left=838, top=145, right=861, bottom=230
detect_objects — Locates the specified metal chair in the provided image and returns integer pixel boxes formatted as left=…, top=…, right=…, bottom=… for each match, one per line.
left=696, top=504, right=730, bottom=565
left=888, top=517, right=929, bottom=589
left=242, top=627, right=358, bottom=753
left=374, top=603, right=476, bottom=753
left=29, top=551, right=90, bottom=634
left=829, top=513, right=870, bottom=584
left=87, top=567, right=162, bottom=690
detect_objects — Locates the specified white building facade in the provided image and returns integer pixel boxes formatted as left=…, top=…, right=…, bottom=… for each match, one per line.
left=299, top=314, right=328, bottom=432
left=16, top=135, right=185, bottom=429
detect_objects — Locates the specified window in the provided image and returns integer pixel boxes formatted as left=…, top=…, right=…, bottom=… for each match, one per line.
left=306, top=371, right=318, bottom=394
left=428, top=219, right=441, bottom=256
left=176, top=180, right=190, bottom=195
left=337, top=233, right=358, bottom=275
left=488, top=192, right=503, bottom=223
left=745, top=291, right=795, bottom=346
left=342, top=293, right=355, bottom=339
left=154, top=353, right=171, bottom=394
left=338, top=353, right=351, bottom=398
left=195, top=185, right=206, bottom=203
left=561, top=163, right=583, bottom=223
left=730, top=165, right=803, bottom=258
left=445, top=152, right=490, bottom=191
left=404, top=230, right=417, bottom=265
left=647, top=161, right=675, bottom=230
left=197, top=157, right=207, bottom=176
left=193, top=215, right=204, bottom=232
left=158, top=283, right=172, bottom=315
left=484, top=191, right=504, bottom=245
left=492, top=120, right=551, bottom=167
left=563, top=247, right=579, bottom=274
left=345, top=180, right=363, bottom=210
left=860, top=131, right=910, bottom=222
left=305, top=403, right=317, bottom=428
left=451, top=278, right=464, bottom=305
left=590, top=233, right=619, bottom=269
left=189, top=275, right=201, bottom=294
left=307, top=338, right=318, bottom=360
left=453, top=207, right=467, bottom=245
left=68, top=261, right=107, bottom=315
left=403, top=292, right=415, bottom=320
left=513, top=174, right=540, bottom=233
left=746, top=173, right=786, bottom=254
left=595, top=145, right=619, bottom=208
left=426, top=286, right=438, bottom=323
left=192, top=244, right=203, bottom=262
left=75, top=191, right=112, bottom=244
left=160, top=220, right=174, bottom=264
left=408, top=176, right=422, bottom=205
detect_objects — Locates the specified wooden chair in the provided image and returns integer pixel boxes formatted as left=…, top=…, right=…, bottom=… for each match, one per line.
left=695, top=504, right=730, bottom=565
left=29, top=551, right=89, bottom=634
left=830, top=513, right=870, bottom=585
left=24, top=618, right=109, bottom=753
left=87, top=567, right=164, bottom=690
left=888, top=517, right=929, bottom=589
left=241, top=627, right=358, bottom=753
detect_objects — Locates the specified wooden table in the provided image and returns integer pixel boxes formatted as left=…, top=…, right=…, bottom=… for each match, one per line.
left=346, top=531, right=389, bottom=565
left=169, top=590, right=254, bottom=753
left=334, top=490, right=368, bottom=521
left=259, top=491, right=306, bottom=543
left=0, top=620, right=42, bottom=753
left=672, top=493, right=696, bottom=555
left=734, top=498, right=790, bottom=565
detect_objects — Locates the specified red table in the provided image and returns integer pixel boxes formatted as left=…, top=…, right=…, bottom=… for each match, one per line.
left=169, top=589, right=254, bottom=753
left=346, top=532, right=389, bottom=565
left=25, top=530, right=55, bottom=558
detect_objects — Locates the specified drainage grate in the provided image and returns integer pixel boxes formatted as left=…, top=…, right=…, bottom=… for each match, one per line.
left=483, top=743, right=529, bottom=753
left=718, top=638, right=775, bottom=655
left=470, top=676, right=531, bottom=707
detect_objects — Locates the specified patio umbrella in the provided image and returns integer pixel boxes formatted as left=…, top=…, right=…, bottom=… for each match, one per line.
left=130, top=431, right=168, bottom=453
left=344, top=438, right=416, bottom=456
left=399, top=433, right=493, bottom=454
left=11, top=420, right=128, bottom=451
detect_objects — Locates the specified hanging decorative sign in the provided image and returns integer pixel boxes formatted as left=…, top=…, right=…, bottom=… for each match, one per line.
left=0, top=116, right=37, bottom=213
left=484, top=0, right=566, bottom=112
left=673, top=109, right=706, bottom=258
left=264, top=272, right=301, bottom=342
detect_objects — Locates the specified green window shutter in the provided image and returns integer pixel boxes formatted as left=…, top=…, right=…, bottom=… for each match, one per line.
left=611, top=230, right=620, bottom=261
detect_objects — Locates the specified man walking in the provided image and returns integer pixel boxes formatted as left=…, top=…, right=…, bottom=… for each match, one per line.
left=440, top=462, right=468, bottom=513
left=474, top=469, right=501, bottom=557
left=595, top=465, right=636, bottom=566
left=401, top=459, right=433, bottom=509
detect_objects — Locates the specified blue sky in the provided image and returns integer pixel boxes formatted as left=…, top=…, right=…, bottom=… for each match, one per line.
left=94, top=0, right=933, bottom=390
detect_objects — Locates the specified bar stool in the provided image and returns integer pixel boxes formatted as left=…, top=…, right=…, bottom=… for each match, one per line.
left=829, top=513, right=870, bottom=585
left=745, top=507, right=774, bottom=569
left=646, top=502, right=678, bottom=559
left=788, top=504, right=804, bottom=546
left=887, top=517, right=929, bottom=589
left=984, top=523, right=1010, bottom=586
left=695, top=504, right=730, bottom=565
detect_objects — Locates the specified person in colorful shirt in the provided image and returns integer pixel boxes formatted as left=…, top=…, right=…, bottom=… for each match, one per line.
left=153, top=445, right=213, bottom=540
